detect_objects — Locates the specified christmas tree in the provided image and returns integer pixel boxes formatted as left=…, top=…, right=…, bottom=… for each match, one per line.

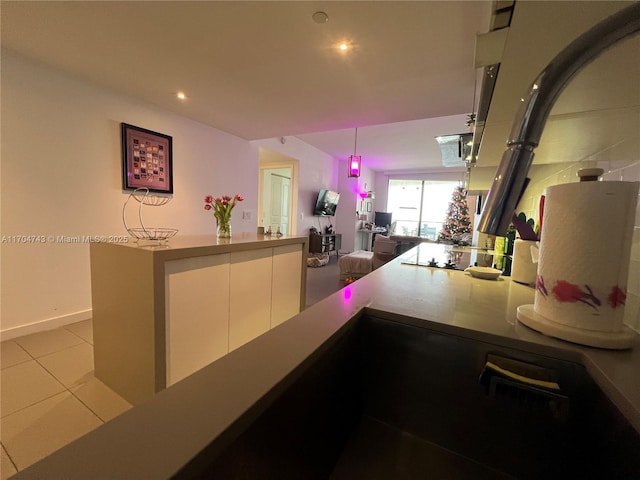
left=438, top=186, right=472, bottom=242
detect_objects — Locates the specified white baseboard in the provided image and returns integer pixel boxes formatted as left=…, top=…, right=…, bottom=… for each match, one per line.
left=1, top=309, right=92, bottom=341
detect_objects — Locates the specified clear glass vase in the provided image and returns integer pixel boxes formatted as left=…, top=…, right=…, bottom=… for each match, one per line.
left=216, top=218, right=232, bottom=238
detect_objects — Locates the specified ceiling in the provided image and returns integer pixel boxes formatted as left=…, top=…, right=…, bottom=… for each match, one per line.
left=0, top=1, right=492, bottom=172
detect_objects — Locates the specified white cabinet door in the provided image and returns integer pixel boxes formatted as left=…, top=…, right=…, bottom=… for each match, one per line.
left=229, top=249, right=273, bottom=351
left=165, top=255, right=230, bottom=386
left=271, top=244, right=303, bottom=328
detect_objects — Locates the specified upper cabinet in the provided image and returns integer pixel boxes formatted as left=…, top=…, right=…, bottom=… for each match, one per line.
left=474, top=1, right=640, bottom=168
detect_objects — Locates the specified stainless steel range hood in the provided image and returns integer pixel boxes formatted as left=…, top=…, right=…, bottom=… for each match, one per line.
left=469, top=0, right=515, bottom=165
left=472, top=1, right=640, bottom=170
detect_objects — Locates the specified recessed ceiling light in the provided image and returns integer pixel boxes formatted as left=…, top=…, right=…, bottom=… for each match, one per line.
left=176, top=91, right=187, bottom=100
left=338, top=42, right=349, bottom=52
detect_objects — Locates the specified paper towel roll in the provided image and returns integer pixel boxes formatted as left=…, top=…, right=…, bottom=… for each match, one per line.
left=534, top=180, right=639, bottom=333
left=512, top=239, right=538, bottom=285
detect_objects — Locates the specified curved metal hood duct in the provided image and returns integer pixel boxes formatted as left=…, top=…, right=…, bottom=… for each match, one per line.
left=478, top=1, right=640, bottom=236
left=473, top=1, right=639, bottom=170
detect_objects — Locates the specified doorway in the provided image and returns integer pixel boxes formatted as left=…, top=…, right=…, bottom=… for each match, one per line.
left=258, top=148, right=299, bottom=236
left=265, top=170, right=291, bottom=235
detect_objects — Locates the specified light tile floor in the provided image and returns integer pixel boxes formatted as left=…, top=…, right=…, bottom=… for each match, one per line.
left=0, top=320, right=132, bottom=479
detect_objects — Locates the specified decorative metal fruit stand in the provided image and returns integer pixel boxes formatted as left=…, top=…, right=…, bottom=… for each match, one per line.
left=122, top=188, right=178, bottom=244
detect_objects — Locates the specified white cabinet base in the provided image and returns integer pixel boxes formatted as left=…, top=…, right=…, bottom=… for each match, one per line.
left=229, top=249, right=273, bottom=351
left=165, top=255, right=230, bottom=386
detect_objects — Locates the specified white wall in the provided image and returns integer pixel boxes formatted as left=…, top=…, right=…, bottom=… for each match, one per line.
left=1, top=51, right=259, bottom=337
left=252, top=137, right=338, bottom=236
left=334, top=163, right=376, bottom=253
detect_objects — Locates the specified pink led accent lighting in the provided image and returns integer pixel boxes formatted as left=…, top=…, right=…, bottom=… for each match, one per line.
left=343, top=285, right=352, bottom=301
left=348, top=155, right=361, bottom=177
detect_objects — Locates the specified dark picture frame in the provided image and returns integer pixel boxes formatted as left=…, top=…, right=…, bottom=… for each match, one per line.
left=121, top=123, right=173, bottom=194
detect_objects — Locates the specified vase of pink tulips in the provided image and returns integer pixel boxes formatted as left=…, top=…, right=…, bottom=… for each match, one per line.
left=204, top=194, right=244, bottom=238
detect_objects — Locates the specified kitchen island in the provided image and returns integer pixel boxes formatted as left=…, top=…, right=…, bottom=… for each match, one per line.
left=13, top=242, right=640, bottom=479
left=90, top=233, right=307, bottom=405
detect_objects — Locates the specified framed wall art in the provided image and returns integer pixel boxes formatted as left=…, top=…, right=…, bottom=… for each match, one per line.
left=121, top=123, right=173, bottom=194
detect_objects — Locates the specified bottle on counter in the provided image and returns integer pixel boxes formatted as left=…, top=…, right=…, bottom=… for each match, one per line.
left=492, top=224, right=516, bottom=276
left=502, top=224, right=516, bottom=276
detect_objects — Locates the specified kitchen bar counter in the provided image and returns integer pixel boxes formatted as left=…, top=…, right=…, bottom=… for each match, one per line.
left=375, top=245, right=640, bottom=427
left=13, top=242, right=640, bottom=479
left=90, top=234, right=308, bottom=405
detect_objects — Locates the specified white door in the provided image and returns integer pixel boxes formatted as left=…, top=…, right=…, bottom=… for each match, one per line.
left=269, top=174, right=291, bottom=235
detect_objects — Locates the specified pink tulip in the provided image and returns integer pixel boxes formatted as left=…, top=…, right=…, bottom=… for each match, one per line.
left=204, top=194, right=244, bottom=220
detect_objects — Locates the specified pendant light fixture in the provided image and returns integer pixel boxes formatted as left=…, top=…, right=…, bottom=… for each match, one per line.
left=348, top=128, right=362, bottom=178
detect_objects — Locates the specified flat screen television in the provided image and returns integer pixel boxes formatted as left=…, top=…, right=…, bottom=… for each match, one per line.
left=313, top=189, right=340, bottom=216
left=374, top=211, right=392, bottom=228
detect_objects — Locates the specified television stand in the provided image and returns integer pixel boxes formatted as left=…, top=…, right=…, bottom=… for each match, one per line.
left=309, top=233, right=342, bottom=258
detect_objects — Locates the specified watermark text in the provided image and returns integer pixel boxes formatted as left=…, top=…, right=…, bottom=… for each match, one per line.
left=2, top=234, right=130, bottom=244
